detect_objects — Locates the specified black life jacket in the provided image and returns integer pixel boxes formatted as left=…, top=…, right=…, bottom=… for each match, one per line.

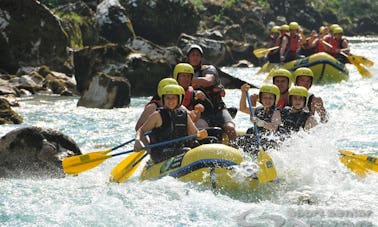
left=150, top=107, right=188, bottom=151
left=194, top=65, right=226, bottom=112
left=280, top=106, right=311, bottom=133
left=247, top=106, right=278, bottom=135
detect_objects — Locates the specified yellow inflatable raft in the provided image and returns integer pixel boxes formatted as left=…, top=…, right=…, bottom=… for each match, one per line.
left=139, top=144, right=260, bottom=190
left=259, top=52, right=349, bottom=84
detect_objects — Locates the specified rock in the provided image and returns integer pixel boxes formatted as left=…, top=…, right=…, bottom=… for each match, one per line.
left=54, top=1, right=100, bottom=47
left=0, top=98, right=23, bottom=124
left=74, top=43, right=172, bottom=97
left=0, top=0, right=70, bottom=74
left=95, top=0, right=135, bottom=43
left=0, top=126, right=81, bottom=178
left=127, top=36, right=183, bottom=65
left=77, top=73, right=131, bottom=108
left=122, top=0, right=200, bottom=45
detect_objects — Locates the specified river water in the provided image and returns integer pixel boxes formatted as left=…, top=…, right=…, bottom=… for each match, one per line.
left=1, top=38, right=378, bottom=226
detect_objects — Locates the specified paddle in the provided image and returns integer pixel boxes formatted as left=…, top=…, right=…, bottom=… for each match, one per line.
left=322, top=40, right=372, bottom=77
left=253, top=46, right=279, bottom=58
left=62, top=132, right=153, bottom=175
left=246, top=91, right=277, bottom=183
left=338, top=150, right=378, bottom=176
left=110, top=130, right=208, bottom=183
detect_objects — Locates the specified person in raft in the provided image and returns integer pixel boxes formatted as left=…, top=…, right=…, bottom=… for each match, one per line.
left=279, top=86, right=317, bottom=136
left=235, top=83, right=282, bottom=154
left=134, top=84, right=203, bottom=163
left=293, top=67, right=328, bottom=123
left=135, top=78, right=178, bottom=131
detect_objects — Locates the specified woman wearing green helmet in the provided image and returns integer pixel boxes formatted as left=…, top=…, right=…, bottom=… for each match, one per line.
left=294, top=67, right=328, bottom=123
left=134, top=84, right=201, bottom=163
left=237, top=83, right=282, bottom=154
left=279, top=86, right=317, bottom=135
left=135, top=78, right=178, bottom=131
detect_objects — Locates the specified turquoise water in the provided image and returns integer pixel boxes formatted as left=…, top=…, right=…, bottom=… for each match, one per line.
left=1, top=38, right=378, bottom=226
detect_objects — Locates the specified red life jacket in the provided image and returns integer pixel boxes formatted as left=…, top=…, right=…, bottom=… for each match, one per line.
left=182, top=86, right=195, bottom=110
left=325, top=36, right=338, bottom=55
left=316, top=39, right=324, bottom=52
left=288, top=34, right=300, bottom=52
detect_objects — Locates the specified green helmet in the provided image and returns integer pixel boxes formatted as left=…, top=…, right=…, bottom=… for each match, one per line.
left=173, top=63, right=194, bottom=81
left=157, top=78, right=178, bottom=98
left=329, top=24, right=340, bottom=32
left=289, top=86, right=309, bottom=106
left=333, top=27, right=343, bottom=34
left=161, top=84, right=185, bottom=107
left=280, top=24, right=289, bottom=32
left=271, top=25, right=280, bottom=33
left=289, top=22, right=299, bottom=30
left=259, top=84, right=280, bottom=105
left=271, top=68, right=292, bottom=86
left=294, top=67, right=314, bottom=85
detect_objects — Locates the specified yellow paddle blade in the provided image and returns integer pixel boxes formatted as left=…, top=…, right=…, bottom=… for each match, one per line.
left=253, top=46, right=279, bottom=58
left=110, top=151, right=146, bottom=183
left=339, top=155, right=369, bottom=177
left=339, top=150, right=378, bottom=173
left=348, top=55, right=374, bottom=67
left=348, top=57, right=372, bottom=77
left=62, top=151, right=111, bottom=175
left=257, top=148, right=277, bottom=183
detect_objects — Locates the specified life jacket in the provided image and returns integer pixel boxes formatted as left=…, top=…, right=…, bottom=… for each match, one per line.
left=146, top=94, right=163, bottom=108
left=324, top=36, right=338, bottom=55
left=288, top=34, right=300, bottom=53
left=316, top=39, right=325, bottom=52
left=182, top=86, right=195, bottom=110
left=276, top=92, right=289, bottom=110
left=247, top=106, right=278, bottom=135
left=150, top=107, right=188, bottom=152
left=280, top=106, right=312, bottom=133
left=194, top=65, right=226, bottom=112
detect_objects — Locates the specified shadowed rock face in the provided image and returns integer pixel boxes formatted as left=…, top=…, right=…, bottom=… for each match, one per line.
left=0, top=126, right=81, bottom=178
left=0, top=0, right=70, bottom=74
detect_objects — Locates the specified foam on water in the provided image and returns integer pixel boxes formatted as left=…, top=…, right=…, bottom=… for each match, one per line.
left=1, top=38, right=378, bottom=226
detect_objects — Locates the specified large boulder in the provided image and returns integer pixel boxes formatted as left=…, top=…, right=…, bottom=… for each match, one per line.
left=53, top=1, right=100, bottom=48
left=0, top=0, right=70, bottom=74
left=73, top=43, right=172, bottom=97
left=121, top=0, right=200, bottom=45
left=95, top=0, right=135, bottom=44
left=77, top=73, right=131, bottom=108
left=0, top=126, right=81, bottom=178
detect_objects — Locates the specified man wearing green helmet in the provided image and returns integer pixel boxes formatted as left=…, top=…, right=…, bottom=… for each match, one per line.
left=279, top=22, right=303, bottom=62
left=134, top=84, right=201, bottom=163
left=186, top=44, right=237, bottom=141
left=173, top=63, right=206, bottom=124
left=294, top=67, right=328, bottom=123
left=323, top=26, right=350, bottom=64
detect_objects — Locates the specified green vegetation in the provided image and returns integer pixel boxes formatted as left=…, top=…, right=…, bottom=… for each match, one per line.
left=313, top=0, right=377, bottom=20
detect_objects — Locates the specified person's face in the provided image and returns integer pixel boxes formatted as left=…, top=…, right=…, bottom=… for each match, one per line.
left=273, top=76, right=289, bottom=93
left=164, top=94, right=179, bottom=109
left=187, top=49, right=202, bottom=67
left=296, top=76, right=312, bottom=89
left=177, top=73, right=192, bottom=90
left=291, top=95, right=305, bottom=110
left=334, top=33, right=342, bottom=40
left=260, top=93, right=275, bottom=107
